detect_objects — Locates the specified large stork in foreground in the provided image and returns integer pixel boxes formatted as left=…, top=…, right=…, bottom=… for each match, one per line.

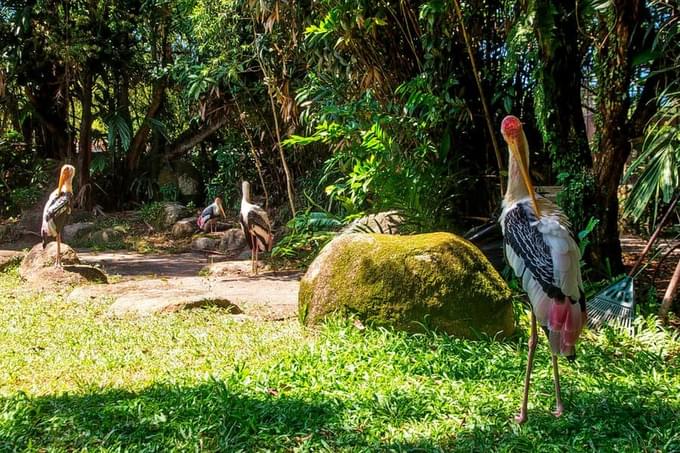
left=198, top=197, right=227, bottom=233
left=499, top=115, right=586, bottom=424
left=239, top=181, right=273, bottom=274
left=41, top=164, right=76, bottom=267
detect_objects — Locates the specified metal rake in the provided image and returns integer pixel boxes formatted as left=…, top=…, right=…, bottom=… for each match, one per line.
left=587, top=194, right=679, bottom=332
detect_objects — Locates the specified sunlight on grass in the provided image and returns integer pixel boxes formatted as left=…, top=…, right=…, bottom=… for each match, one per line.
left=1, top=266, right=679, bottom=451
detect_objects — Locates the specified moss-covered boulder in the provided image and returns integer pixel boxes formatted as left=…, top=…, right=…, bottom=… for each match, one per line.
left=299, top=232, right=514, bottom=338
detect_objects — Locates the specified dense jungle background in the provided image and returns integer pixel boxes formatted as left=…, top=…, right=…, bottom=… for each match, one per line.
left=1, top=0, right=678, bottom=275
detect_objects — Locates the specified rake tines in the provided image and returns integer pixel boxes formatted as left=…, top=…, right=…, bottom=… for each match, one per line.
left=587, top=276, right=635, bottom=332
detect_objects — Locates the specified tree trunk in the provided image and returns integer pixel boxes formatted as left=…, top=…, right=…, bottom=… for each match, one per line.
left=77, top=71, right=94, bottom=209
left=591, top=0, right=644, bottom=274
left=659, top=258, right=680, bottom=323
left=126, top=5, right=171, bottom=171
left=24, top=82, right=72, bottom=161
left=165, top=113, right=230, bottom=159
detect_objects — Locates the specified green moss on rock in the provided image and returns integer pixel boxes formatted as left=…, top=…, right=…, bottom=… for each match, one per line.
left=299, top=232, right=515, bottom=338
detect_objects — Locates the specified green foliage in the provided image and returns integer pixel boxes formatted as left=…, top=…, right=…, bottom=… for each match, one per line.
left=557, top=171, right=597, bottom=234
left=577, top=216, right=600, bottom=258
left=287, top=80, right=464, bottom=231
left=8, top=186, right=41, bottom=211
left=130, top=173, right=159, bottom=202
left=0, top=270, right=679, bottom=450
left=159, top=184, right=179, bottom=202
left=272, top=210, right=344, bottom=264
left=0, top=131, right=49, bottom=215
left=138, top=202, right=166, bottom=230
left=624, top=87, right=680, bottom=222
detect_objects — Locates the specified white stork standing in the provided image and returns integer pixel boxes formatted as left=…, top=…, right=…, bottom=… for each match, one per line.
left=499, top=115, right=586, bottom=424
left=41, top=164, right=76, bottom=267
left=239, top=181, right=273, bottom=274
left=197, top=197, right=227, bottom=233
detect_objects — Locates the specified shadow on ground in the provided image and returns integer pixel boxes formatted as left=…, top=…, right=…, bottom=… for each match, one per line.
left=0, top=376, right=677, bottom=451
left=77, top=251, right=208, bottom=277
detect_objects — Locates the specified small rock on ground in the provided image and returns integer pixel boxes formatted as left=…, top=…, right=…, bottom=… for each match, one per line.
left=162, top=202, right=192, bottom=228
left=63, top=222, right=97, bottom=241
left=88, top=227, right=125, bottom=244
left=172, top=217, right=197, bottom=238
left=191, top=236, right=221, bottom=251
left=220, top=228, right=248, bottom=254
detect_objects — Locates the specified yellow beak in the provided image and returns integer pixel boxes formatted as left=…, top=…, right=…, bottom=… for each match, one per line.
left=508, top=139, right=542, bottom=218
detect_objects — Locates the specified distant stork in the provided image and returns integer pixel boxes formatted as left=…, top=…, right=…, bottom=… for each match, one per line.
left=239, top=181, right=273, bottom=274
left=41, top=164, right=76, bottom=267
left=499, top=115, right=586, bottom=424
left=198, top=197, right=227, bottom=233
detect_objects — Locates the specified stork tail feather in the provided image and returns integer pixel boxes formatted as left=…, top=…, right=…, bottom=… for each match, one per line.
left=547, top=298, right=584, bottom=356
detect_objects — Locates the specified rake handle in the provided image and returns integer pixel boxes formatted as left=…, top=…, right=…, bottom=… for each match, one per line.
left=629, top=193, right=680, bottom=277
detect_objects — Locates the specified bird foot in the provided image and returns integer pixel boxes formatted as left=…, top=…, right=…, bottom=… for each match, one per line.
left=552, top=404, right=564, bottom=418
left=514, top=411, right=528, bottom=424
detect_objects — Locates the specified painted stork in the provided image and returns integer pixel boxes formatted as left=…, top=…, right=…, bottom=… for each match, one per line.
left=239, top=181, right=273, bottom=274
left=499, top=115, right=586, bottom=424
left=41, top=164, right=76, bottom=267
left=198, top=197, right=227, bottom=233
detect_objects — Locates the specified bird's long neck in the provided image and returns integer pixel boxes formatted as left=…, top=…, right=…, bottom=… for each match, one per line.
left=242, top=183, right=251, bottom=204
left=504, top=153, right=530, bottom=203
left=503, top=133, right=532, bottom=206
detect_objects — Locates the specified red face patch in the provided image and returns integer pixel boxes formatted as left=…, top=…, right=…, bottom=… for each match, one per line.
left=500, top=115, right=522, bottom=140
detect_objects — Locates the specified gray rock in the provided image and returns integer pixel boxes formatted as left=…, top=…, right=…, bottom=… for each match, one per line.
left=191, top=237, right=220, bottom=251
left=157, top=161, right=202, bottom=201
left=172, top=217, right=198, bottom=238
left=174, top=160, right=201, bottom=197
left=220, top=228, right=247, bottom=253
left=161, top=202, right=192, bottom=228
left=88, top=227, right=125, bottom=244
left=0, top=224, right=17, bottom=242
left=63, top=222, right=97, bottom=242
left=341, top=210, right=404, bottom=235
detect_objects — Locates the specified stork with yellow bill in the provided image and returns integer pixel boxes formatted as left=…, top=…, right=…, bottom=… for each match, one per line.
left=41, top=164, right=76, bottom=267
left=197, top=197, right=227, bottom=233
left=499, top=115, right=586, bottom=424
left=239, top=181, right=273, bottom=275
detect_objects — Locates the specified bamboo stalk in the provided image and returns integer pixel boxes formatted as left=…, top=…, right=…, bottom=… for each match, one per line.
left=451, top=0, right=505, bottom=194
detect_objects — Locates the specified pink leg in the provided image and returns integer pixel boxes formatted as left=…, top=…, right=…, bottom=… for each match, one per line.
left=516, top=312, right=538, bottom=424
left=255, top=244, right=259, bottom=275
left=55, top=233, right=62, bottom=268
left=250, top=233, right=256, bottom=274
left=552, top=354, right=564, bottom=417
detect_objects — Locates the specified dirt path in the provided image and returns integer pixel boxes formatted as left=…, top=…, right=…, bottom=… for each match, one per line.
left=2, top=240, right=301, bottom=321
left=77, top=250, right=208, bottom=278
left=72, top=250, right=302, bottom=319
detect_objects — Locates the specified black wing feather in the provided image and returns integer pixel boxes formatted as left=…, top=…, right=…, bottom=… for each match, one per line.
left=45, top=192, right=72, bottom=222
left=503, top=203, right=565, bottom=300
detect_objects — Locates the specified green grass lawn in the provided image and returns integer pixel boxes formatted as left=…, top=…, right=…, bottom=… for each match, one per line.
left=1, top=266, right=679, bottom=452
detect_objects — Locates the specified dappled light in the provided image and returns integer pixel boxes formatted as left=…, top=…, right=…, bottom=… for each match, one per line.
left=0, top=0, right=678, bottom=449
